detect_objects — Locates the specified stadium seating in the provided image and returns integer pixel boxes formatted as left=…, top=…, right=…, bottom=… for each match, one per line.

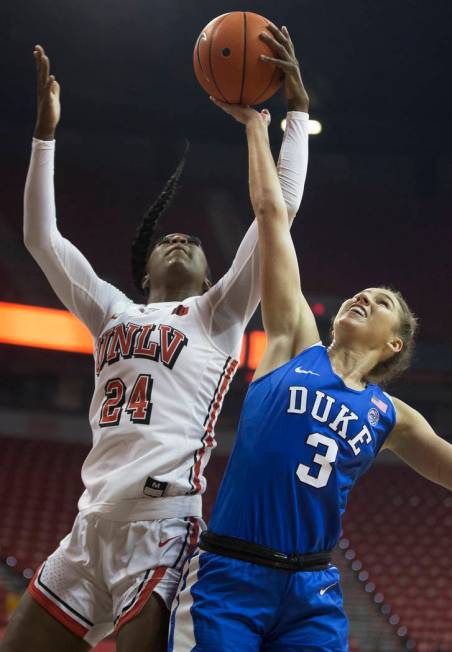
left=341, top=464, right=452, bottom=651
left=0, top=584, right=7, bottom=627
left=0, top=437, right=85, bottom=574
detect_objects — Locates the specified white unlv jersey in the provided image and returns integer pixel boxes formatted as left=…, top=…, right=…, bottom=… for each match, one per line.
left=23, top=112, right=309, bottom=521
left=83, top=297, right=239, bottom=519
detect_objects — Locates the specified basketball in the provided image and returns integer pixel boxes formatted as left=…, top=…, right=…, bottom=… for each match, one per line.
left=193, top=12, right=282, bottom=106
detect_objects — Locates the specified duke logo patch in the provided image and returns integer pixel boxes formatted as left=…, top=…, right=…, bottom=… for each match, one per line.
left=368, top=407, right=380, bottom=426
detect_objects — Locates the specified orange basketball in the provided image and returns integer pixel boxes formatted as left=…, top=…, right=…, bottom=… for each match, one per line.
left=193, top=12, right=282, bottom=106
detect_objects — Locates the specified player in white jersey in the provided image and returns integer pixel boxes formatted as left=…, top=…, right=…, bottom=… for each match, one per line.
left=0, top=27, right=310, bottom=652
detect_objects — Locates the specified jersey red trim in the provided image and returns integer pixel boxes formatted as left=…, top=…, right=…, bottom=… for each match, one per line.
left=187, top=517, right=201, bottom=556
left=115, top=566, right=167, bottom=635
left=28, top=566, right=90, bottom=639
left=190, top=357, right=238, bottom=493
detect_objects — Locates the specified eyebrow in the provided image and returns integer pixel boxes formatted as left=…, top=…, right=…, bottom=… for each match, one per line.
left=377, top=291, right=396, bottom=309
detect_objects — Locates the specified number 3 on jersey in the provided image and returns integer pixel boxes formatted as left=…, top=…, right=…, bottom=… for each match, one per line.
left=296, top=433, right=338, bottom=488
left=100, top=374, right=153, bottom=427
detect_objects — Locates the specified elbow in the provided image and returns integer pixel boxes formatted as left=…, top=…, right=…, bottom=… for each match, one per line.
left=23, top=226, right=38, bottom=253
left=23, top=228, right=34, bottom=252
left=254, top=197, right=288, bottom=223
left=23, top=223, right=46, bottom=255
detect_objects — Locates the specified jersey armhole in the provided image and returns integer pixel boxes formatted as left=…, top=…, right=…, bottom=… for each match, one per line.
left=191, top=296, right=242, bottom=360
left=250, top=341, right=325, bottom=388
left=374, top=392, right=398, bottom=454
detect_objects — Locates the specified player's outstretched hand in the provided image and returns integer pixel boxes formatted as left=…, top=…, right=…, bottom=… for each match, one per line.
left=210, top=97, right=271, bottom=129
left=260, top=25, right=309, bottom=113
left=33, top=45, right=61, bottom=141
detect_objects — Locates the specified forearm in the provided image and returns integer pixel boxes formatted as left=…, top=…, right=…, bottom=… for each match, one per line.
left=24, top=138, right=57, bottom=251
left=23, top=138, right=126, bottom=335
left=396, top=438, right=452, bottom=493
left=277, top=111, right=309, bottom=220
left=388, top=398, right=452, bottom=492
left=437, top=449, right=452, bottom=492
left=34, top=124, right=55, bottom=141
left=246, top=120, right=288, bottom=223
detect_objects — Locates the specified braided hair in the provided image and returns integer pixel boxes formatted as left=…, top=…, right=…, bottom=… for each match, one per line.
left=131, top=142, right=190, bottom=295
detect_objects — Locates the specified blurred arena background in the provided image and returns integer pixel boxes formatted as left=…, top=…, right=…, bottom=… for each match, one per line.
left=1, top=0, right=452, bottom=650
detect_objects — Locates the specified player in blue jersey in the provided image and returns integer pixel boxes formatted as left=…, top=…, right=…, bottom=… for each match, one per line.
left=168, top=27, right=452, bottom=652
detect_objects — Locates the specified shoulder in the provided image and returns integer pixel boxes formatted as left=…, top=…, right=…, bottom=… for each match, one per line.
left=253, top=340, right=325, bottom=383
left=390, top=396, right=420, bottom=427
left=382, top=395, right=425, bottom=451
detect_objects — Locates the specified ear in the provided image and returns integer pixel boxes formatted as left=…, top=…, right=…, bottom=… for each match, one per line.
left=141, top=273, right=150, bottom=290
left=202, top=277, right=212, bottom=293
left=387, top=336, right=403, bottom=355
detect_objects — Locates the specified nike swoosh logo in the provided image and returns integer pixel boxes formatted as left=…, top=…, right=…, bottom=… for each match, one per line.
left=295, top=367, right=320, bottom=376
left=319, top=582, right=338, bottom=596
left=158, top=536, right=178, bottom=548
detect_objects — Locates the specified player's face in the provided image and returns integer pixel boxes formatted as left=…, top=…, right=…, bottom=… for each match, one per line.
left=145, top=233, right=209, bottom=292
left=333, top=288, right=404, bottom=357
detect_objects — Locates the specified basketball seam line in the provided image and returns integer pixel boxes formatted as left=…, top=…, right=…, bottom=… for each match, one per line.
left=208, top=15, right=228, bottom=103
left=196, top=35, right=208, bottom=84
left=239, top=12, right=247, bottom=105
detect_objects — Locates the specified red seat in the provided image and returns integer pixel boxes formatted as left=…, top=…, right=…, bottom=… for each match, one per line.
left=342, top=464, right=452, bottom=651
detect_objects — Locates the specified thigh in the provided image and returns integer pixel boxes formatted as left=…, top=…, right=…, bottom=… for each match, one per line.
left=30, top=547, right=113, bottom=646
left=169, top=552, right=272, bottom=652
left=0, top=591, right=90, bottom=652
left=111, top=516, right=202, bottom=636
left=264, top=567, right=348, bottom=652
left=116, top=593, right=169, bottom=652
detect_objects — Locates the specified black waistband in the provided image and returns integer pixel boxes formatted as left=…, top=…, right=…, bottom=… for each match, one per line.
left=200, top=531, right=332, bottom=572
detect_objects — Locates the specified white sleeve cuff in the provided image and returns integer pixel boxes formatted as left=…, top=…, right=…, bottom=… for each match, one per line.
left=32, top=137, right=56, bottom=149
left=286, top=111, right=309, bottom=121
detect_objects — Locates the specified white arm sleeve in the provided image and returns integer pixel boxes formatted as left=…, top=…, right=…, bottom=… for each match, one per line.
left=24, top=139, right=131, bottom=337
left=196, top=111, right=309, bottom=357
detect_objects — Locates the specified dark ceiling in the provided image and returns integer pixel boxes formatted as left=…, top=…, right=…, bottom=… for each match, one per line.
left=2, top=0, right=452, bottom=149
left=1, top=0, right=452, bottom=343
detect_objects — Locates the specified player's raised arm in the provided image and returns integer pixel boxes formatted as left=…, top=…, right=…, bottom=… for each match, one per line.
left=212, top=99, right=319, bottom=377
left=262, top=24, right=310, bottom=219
left=197, top=27, right=310, bottom=359
left=24, top=45, right=129, bottom=336
left=382, top=398, right=452, bottom=491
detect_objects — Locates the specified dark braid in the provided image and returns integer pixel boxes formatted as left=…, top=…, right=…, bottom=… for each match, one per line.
left=131, top=142, right=190, bottom=294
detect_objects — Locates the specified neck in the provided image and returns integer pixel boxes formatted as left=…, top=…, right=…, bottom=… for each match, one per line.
left=327, top=342, right=381, bottom=390
left=146, top=282, right=202, bottom=304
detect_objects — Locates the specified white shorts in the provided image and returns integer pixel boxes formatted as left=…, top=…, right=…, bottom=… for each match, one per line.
left=28, top=512, right=203, bottom=646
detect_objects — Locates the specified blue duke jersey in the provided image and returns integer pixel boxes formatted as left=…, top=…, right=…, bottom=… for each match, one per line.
left=209, top=343, right=396, bottom=554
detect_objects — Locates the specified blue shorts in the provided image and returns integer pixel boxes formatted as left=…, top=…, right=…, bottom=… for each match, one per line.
left=168, top=550, right=348, bottom=652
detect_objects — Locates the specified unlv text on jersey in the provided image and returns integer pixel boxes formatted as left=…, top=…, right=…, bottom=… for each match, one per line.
left=95, top=322, right=188, bottom=375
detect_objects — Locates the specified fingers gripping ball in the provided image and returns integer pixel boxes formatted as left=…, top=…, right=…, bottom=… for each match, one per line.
left=193, top=12, right=282, bottom=105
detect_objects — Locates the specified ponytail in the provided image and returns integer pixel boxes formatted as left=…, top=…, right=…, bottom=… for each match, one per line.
left=131, top=143, right=189, bottom=294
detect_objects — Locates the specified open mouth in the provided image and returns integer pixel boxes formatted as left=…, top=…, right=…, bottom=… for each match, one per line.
left=348, top=305, right=367, bottom=318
